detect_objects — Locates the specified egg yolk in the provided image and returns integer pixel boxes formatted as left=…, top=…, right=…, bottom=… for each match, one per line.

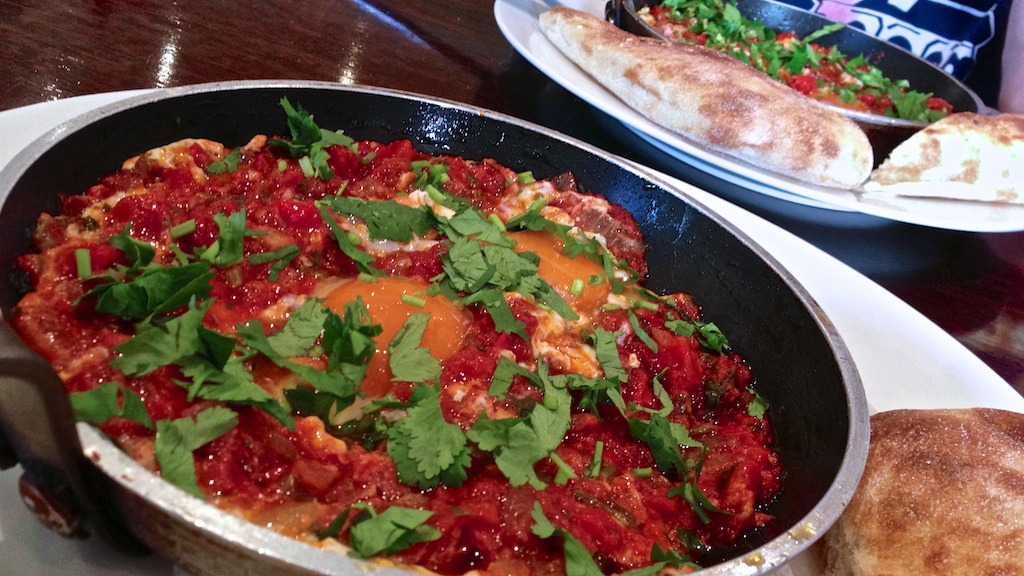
left=509, top=230, right=610, bottom=316
left=322, top=276, right=470, bottom=398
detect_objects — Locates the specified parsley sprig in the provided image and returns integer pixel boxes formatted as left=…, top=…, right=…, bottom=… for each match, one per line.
left=269, top=97, right=357, bottom=180
left=343, top=503, right=441, bottom=559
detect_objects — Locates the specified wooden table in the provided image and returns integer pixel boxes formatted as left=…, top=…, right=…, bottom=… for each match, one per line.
left=2, top=0, right=1022, bottom=397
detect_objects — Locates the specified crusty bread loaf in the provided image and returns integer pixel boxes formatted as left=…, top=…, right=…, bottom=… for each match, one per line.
left=820, top=408, right=1024, bottom=575
left=538, top=7, right=873, bottom=188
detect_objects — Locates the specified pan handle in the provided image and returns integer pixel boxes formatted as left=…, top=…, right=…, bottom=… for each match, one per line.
left=0, top=321, right=148, bottom=554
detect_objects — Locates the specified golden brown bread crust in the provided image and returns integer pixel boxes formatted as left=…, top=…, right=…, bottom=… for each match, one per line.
left=866, top=113, right=1024, bottom=203
left=821, top=408, right=1024, bottom=576
left=538, top=7, right=873, bottom=188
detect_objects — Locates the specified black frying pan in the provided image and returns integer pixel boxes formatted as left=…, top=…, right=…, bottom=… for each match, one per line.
left=0, top=82, right=868, bottom=575
left=608, top=0, right=984, bottom=164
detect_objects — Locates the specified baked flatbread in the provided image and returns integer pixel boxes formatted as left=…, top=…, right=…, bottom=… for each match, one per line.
left=865, top=112, right=1024, bottom=203
left=820, top=408, right=1024, bottom=576
left=538, top=7, right=873, bottom=188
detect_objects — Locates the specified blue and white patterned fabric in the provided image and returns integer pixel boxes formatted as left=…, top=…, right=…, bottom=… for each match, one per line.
left=776, top=0, right=1012, bottom=103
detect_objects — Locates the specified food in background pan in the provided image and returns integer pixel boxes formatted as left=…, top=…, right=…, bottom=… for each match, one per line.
left=539, top=6, right=872, bottom=188
left=10, top=99, right=781, bottom=575
left=638, top=0, right=954, bottom=122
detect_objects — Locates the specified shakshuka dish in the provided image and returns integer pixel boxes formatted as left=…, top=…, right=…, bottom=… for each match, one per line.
left=639, top=0, right=954, bottom=122
left=10, top=100, right=781, bottom=575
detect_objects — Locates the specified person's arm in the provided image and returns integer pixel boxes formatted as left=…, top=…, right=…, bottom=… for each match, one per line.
left=999, top=0, right=1024, bottom=112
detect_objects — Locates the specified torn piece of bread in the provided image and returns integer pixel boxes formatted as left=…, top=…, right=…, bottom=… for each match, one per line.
left=865, top=113, right=1024, bottom=203
left=820, top=408, right=1024, bottom=575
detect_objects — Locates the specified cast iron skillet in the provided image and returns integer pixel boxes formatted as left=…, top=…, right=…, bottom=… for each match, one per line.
left=0, top=82, right=868, bottom=575
left=608, top=0, right=984, bottom=164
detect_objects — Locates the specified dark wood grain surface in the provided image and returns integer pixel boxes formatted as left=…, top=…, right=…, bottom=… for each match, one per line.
left=1, top=0, right=1022, bottom=396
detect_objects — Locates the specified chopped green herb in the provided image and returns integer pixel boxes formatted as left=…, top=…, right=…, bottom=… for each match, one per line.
left=324, top=196, right=435, bottom=243
left=627, top=309, right=658, bottom=353
left=154, top=406, right=238, bottom=498
left=111, top=300, right=213, bottom=376
left=316, top=203, right=379, bottom=276
left=346, top=503, right=441, bottom=559
left=199, top=211, right=247, bottom=268
left=467, top=363, right=574, bottom=489
left=388, top=313, right=441, bottom=383
left=747, top=389, right=769, bottom=419
left=269, top=97, right=356, bottom=180
left=588, top=440, right=604, bottom=478
left=530, top=503, right=605, bottom=576
left=205, top=147, right=242, bottom=175
left=170, top=219, right=197, bottom=239
left=247, top=244, right=300, bottom=281
left=69, top=382, right=154, bottom=430
left=75, top=248, right=92, bottom=279
left=385, top=383, right=471, bottom=489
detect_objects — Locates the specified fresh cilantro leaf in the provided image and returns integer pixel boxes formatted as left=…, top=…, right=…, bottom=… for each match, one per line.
left=325, top=197, right=435, bottom=243
left=589, top=328, right=627, bottom=383
left=317, top=508, right=351, bottom=540
left=440, top=209, right=510, bottom=247
left=284, top=387, right=344, bottom=424
left=321, top=297, right=382, bottom=377
left=747, top=389, right=769, bottom=419
left=385, top=383, right=471, bottom=489
left=529, top=501, right=557, bottom=538
left=459, top=288, right=527, bottom=340
left=109, top=224, right=155, bottom=269
left=347, top=504, right=441, bottom=559
left=269, top=98, right=356, bottom=180
left=316, top=203, right=379, bottom=276
left=665, top=448, right=728, bottom=525
left=176, top=356, right=295, bottom=431
left=488, top=356, right=535, bottom=399
left=665, top=318, right=730, bottom=354
left=111, top=300, right=212, bottom=376
left=199, top=211, right=246, bottom=268
left=652, top=542, right=700, bottom=570
left=388, top=313, right=442, bottom=383
left=68, top=382, right=154, bottom=430
left=467, top=364, right=573, bottom=489
left=532, top=281, right=578, bottom=321
left=154, top=406, right=238, bottom=498
left=627, top=309, right=658, bottom=353
left=442, top=236, right=497, bottom=292
left=206, top=147, right=242, bottom=175
left=617, top=543, right=702, bottom=576
left=627, top=414, right=703, bottom=479
left=268, top=299, right=330, bottom=357
left=667, top=476, right=723, bottom=525
left=86, top=262, right=215, bottom=322
left=530, top=503, right=604, bottom=576
left=237, top=299, right=377, bottom=402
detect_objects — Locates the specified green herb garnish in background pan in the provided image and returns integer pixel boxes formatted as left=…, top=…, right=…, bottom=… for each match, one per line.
left=648, top=0, right=953, bottom=122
